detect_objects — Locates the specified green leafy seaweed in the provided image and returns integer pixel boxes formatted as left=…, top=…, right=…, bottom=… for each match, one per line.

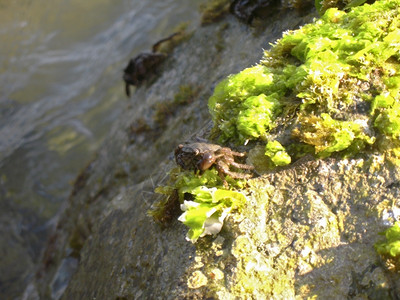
left=178, top=187, right=247, bottom=242
left=375, top=221, right=400, bottom=271
left=155, top=169, right=247, bottom=242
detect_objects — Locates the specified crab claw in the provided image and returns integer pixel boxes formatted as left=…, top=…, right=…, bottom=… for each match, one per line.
left=198, top=152, right=216, bottom=171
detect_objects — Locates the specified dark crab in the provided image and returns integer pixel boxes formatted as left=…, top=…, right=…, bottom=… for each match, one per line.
left=230, top=0, right=281, bottom=24
left=123, top=53, right=167, bottom=97
left=175, top=142, right=254, bottom=179
left=123, top=32, right=180, bottom=97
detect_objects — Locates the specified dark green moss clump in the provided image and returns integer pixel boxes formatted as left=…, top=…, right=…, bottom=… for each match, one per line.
left=200, top=0, right=231, bottom=25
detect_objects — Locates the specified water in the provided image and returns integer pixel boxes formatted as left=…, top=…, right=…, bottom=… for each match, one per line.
left=0, top=0, right=202, bottom=298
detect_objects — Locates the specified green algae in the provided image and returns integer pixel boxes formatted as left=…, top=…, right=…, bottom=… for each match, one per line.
left=209, top=0, right=400, bottom=164
left=208, top=65, right=283, bottom=143
left=178, top=186, right=247, bottom=242
left=143, top=3, right=400, bottom=297
left=264, top=140, right=292, bottom=166
left=374, top=100, right=400, bottom=138
left=375, top=221, right=400, bottom=271
left=154, top=168, right=248, bottom=242
left=293, top=113, right=375, bottom=158
left=199, top=0, right=230, bottom=25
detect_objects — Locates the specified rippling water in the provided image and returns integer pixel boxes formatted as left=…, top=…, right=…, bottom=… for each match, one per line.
left=0, top=0, right=201, bottom=297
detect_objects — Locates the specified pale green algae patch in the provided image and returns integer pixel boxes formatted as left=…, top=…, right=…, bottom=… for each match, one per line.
left=265, top=140, right=292, bottom=166
left=209, top=0, right=400, bottom=164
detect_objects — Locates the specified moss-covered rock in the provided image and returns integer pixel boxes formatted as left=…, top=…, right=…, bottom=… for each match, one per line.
left=156, top=0, right=400, bottom=297
left=167, top=0, right=400, bottom=257
left=210, top=0, right=400, bottom=166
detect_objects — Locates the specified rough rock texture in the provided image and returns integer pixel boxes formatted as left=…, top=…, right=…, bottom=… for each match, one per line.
left=24, top=3, right=400, bottom=300
left=214, top=156, right=400, bottom=298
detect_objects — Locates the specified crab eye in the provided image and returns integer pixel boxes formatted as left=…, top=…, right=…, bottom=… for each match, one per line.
left=198, top=152, right=215, bottom=170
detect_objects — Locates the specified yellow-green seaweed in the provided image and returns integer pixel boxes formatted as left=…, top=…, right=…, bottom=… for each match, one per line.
left=292, top=113, right=375, bottom=158
left=154, top=169, right=247, bottom=242
left=264, top=140, right=292, bottom=166
left=208, top=65, right=283, bottom=143
left=209, top=0, right=400, bottom=163
left=375, top=221, right=400, bottom=271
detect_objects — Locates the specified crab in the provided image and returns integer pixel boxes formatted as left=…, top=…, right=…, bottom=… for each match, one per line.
left=230, top=0, right=281, bottom=24
left=123, top=53, right=166, bottom=97
left=123, top=32, right=181, bottom=97
left=175, top=142, right=254, bottom=180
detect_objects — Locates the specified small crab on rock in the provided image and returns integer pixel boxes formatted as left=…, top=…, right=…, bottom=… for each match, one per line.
left=175, top=142, right=254, bottom=180
left=123, top=52, right=166, bottom=97
left=230, top=0, right=281, bottom=24
left=123, top=32, right=181, bottom=97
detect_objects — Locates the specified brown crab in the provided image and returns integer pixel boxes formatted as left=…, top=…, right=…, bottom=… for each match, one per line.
left=175, top=142, right=254, bottom=179
left=123, top=32, right=181, bottom=97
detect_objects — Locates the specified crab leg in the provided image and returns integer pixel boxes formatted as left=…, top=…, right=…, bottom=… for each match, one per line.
left=222, top=169, right=253, bottom=179
left=216, top=162, right=253, bottom=180
left=230, top=151, right=246, bottom=157
left=230, top=161, right=255, bottom=170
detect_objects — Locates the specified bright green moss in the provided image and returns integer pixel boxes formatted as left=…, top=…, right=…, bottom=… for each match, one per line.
left=209, top=0, right=400, bottom=162
left=293, top=113, right=375, bottom=158
left=375, top=221, right=400, bottom=271
left=264, top=140, right=292, bottom=166
left=208, top=65, right=284, bottom=143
